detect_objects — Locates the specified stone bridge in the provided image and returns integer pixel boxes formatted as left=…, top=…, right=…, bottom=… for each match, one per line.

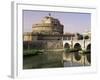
left=63, top=39, right=91, bottom=50
left=63, top=39, right=91, bottom=66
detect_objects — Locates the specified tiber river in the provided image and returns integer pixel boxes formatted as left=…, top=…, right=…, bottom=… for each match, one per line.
left=23, top=50, right=90, bottom=69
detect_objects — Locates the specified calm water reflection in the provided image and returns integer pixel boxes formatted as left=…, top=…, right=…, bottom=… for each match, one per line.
left=23, top=51, right=90, bottom=69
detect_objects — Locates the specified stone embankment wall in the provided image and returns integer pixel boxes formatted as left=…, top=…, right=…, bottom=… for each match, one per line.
left=23, top=40, right=63, bottom=49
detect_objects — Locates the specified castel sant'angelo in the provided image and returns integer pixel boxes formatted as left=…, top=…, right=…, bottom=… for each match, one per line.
left=32, top=13, right=64, bottom=35
left=23, top=14, right=74, bottom=49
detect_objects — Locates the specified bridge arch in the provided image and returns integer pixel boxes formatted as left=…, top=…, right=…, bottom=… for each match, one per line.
left=86, top=43, right=91, bottom=50
left=64, top=43, right=70, bottom=49
left=74, top=43, right=82, bottom=50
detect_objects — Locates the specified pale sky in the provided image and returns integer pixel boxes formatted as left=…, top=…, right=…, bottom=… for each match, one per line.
left=23, top=10, right=91, bottom=34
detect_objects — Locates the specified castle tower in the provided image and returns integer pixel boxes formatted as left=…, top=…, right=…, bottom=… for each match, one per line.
left=32, top=14, right=63, bottom=34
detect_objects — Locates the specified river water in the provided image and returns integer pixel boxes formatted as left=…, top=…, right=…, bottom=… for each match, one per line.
left=23, top=51, right=90, bottom=69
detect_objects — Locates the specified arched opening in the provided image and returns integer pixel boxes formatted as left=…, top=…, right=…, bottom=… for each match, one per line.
left=64, top=43, right=70, bottom=49
left=87, top=44, right=91, bottom=51
left=86, top=44, right=91, bottom=63
left=74, top=43, right=82, bottom=50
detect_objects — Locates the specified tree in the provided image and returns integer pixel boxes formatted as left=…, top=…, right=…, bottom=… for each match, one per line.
left=84, top=35, right=89, bottom=39
left=76, top=33, right=83, bottom=40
